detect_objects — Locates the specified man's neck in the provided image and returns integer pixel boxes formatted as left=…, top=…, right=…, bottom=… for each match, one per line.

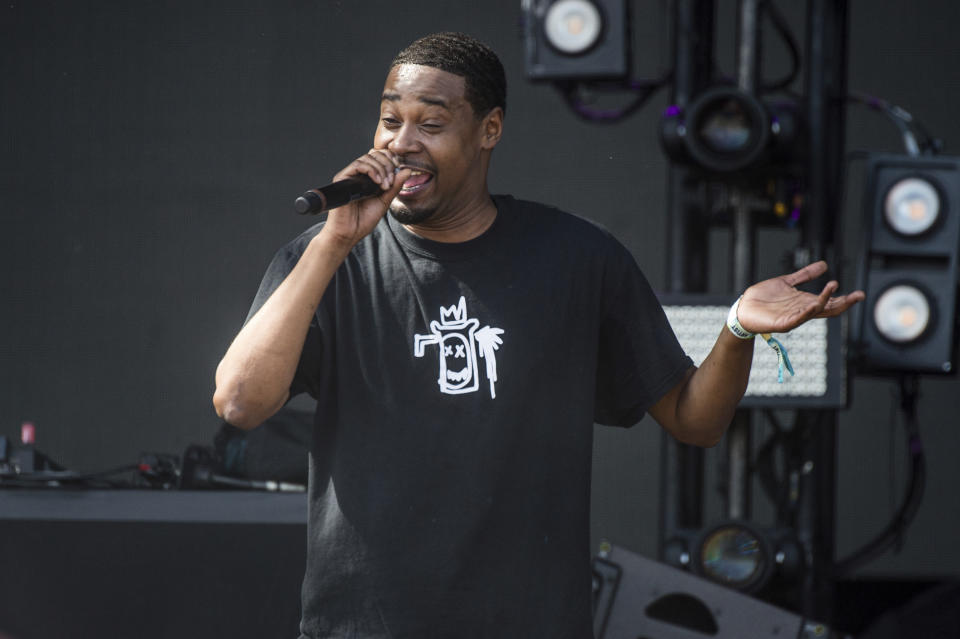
left=402, top=193, right=498, bottom=243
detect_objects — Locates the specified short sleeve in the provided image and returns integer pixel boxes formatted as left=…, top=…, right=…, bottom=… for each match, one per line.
left=593, top=241, right=692, bottom=427
left=245, top=230, right=326, bottom=400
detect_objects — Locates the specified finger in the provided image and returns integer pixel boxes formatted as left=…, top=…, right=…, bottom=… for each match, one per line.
left=368, top=148, right=400, bottom=169
left=782, top=260, right=828, bottom=287
left=333, top=150, right=399, bottom=188
left=819, top=290, right=866, bottom=316
left=347, top=155, right=396, bottom=190
left=784, top=282, right=832, bottom=326
left=366, top=150, right=407, bottom=189
left=805, top=280, right=837, bottom=317
left=366, top=148, right=401, bottom=180
left=817, top=280, right=839, bottom=306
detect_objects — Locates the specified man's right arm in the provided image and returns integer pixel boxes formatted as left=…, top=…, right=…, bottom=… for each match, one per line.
left=213, top=231, right=351, bottom=429
left=213, top=150, right=411, bottom=430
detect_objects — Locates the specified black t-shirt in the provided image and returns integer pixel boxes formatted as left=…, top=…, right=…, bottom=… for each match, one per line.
left=248, top=195, right=692, bottom=639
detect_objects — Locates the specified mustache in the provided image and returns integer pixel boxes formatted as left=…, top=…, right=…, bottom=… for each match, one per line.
left=396, top=157, right=436, bottom=174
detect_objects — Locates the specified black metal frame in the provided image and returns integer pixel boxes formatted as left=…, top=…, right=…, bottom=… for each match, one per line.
left=658, top=0, right=850, bottom=624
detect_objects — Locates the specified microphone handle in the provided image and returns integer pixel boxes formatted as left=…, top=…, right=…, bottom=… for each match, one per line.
left=295, top=175, right=383, bottom=215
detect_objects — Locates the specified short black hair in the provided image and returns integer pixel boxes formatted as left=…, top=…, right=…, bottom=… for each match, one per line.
left=391, top=32, right=507, bottom=118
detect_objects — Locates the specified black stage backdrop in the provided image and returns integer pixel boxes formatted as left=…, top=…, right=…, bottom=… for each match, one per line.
left=3, top=0, right=960, bottom=587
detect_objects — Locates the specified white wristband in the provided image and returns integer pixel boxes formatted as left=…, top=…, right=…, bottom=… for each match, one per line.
left=726, top=296, right=756, bottom=339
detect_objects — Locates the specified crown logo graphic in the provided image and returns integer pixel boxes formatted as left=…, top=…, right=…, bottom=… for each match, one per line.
left=439, top=297, right=468, bottom=326
left=414, top=295, right=505, bottom=399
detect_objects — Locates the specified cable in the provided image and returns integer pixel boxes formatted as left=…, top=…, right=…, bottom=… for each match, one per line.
left=0, top=463, right=143, bottom=488
left=847, top=91, right=942, bottom=156
left=705, top=0, right=800, bottom=94
left=559, top=1, right=796, bottom=121
left=754, top=410, right=785, bottom=510
left=753, top=409, right=810, bottom=529
left=833, top=375, right=927, bottom=576
left=888, top=386, right=898, bottom=514
left=554, top=74, right=672, bottom=123
left=760, top=0, right=802, bottom=91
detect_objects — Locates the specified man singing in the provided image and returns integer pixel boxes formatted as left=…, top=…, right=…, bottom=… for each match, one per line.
left=214, top=32, right=863, bottom=639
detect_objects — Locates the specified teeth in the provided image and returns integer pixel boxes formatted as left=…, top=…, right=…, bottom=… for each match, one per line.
left=447, top=368, right=470, bottom=382
left=399, top=168, right=430, bottom=193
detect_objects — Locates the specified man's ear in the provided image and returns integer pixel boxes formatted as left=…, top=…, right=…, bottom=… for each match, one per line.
left=480, top=107, right=504, bottom=150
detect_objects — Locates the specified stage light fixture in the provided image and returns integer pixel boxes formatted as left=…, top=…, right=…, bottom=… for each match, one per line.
left=662, top=522, right=801, bottom=596
left=660, top=294, right=847, bottom=408
left=521, top=0, right=628, bottom=80
left=855, top=154, right=960, bottom=374
left=543, top=0, right=602, bottom=54
left=660, top=87, right=801, bottom=174
left=884, top=177, right=941, bottom=236
left=699, top=525, right=768, bottom=588
left=873, top=284, right=931, bottom=343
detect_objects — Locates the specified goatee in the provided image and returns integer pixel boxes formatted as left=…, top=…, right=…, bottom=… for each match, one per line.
left=389, top=203, right=436, bottom=226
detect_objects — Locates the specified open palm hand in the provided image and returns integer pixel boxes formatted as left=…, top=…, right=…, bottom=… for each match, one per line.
left=738, top=261, right=865, bottom=335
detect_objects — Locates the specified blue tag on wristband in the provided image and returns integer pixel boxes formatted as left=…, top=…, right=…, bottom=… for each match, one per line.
left=762, top=334, right=795, bottom=383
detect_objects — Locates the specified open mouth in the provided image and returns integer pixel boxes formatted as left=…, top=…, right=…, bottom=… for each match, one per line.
left=447, top=367, right=470, bottom=383
left=399, top=168, right=434, bottom=195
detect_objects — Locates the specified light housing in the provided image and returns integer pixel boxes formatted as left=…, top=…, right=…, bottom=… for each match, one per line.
left=543, top=0, right=603, bottom=54
left=660, top=87, right=802, bottom=174
left=855, top=154, right=960, bottom=375
left=662, top=522, right=801, bottom=595
left=884, top=177, right=941, bottom=237
left=873, top=283, right=932, bottom=343
left=522, top=0, right=628, bottom=80
left=660, top=294, right=847, bottom=408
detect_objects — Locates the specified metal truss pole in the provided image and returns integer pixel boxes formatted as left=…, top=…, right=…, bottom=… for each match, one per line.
left=726, top=0, right=763, bottom=522
left=659, top=0, right=715, bottom=558
left=799, top=0, right=848, bottom=624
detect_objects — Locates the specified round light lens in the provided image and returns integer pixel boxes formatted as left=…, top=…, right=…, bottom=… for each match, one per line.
left=874, top=284, right=932, bottom=343
left=544, top=0, right=602, bottom=55
left=884, top=178, right=940, bottom=236
left=700, top=527, right=765, bottom=586
left=697, top=98, right=754, bottom=154
left=684, top=88, right=769, bottom=172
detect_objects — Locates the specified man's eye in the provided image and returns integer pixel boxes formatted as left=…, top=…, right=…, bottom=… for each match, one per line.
left=421, top=123, right=442, bottom=130
left=381, top=118, right=400, bottom=126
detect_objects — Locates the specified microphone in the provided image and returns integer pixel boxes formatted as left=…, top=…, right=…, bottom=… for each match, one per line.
left=294, top=175, right=383, bottom=215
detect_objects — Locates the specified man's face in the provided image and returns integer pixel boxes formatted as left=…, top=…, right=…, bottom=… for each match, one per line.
left=375, top=64, right=496, bottom=226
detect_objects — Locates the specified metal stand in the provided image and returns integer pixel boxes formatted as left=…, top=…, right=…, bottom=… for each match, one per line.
left=797, top=0, right=849, bottom=621
left=660, top=0, right=716, bottom=552
left=658, top=0, right=850, bottom=625
left=725, top=0, right=763, bottom=521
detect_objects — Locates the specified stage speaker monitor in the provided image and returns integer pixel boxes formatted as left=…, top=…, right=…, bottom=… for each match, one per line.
left=592, top=543, right=844, bottom=639
left=521, top=0, right=628, bottom=80
left=854, top=154, right=960, bottom=375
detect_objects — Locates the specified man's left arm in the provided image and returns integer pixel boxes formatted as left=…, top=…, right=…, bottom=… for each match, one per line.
left=648, top=261, right=865, bottom=447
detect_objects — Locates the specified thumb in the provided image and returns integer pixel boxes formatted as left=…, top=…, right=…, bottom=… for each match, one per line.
left=379, top=168, right=412, bottom=205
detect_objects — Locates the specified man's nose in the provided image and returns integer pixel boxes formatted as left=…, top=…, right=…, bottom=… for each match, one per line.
left=388, top=124, right=419, bottom=154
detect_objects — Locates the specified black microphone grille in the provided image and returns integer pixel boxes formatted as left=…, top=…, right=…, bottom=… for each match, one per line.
left=294, top=191, right=325, bottom=215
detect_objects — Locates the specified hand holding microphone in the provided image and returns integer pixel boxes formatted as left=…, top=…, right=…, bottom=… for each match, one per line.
left=295, top=149, right=410, bottom=214
left=295, top=174, right=386, bottom=214
left=299, top=150, right=411, bottom=248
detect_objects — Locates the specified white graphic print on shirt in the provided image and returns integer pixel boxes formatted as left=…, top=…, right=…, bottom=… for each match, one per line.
left=413, top=296, right=505, bottom=398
